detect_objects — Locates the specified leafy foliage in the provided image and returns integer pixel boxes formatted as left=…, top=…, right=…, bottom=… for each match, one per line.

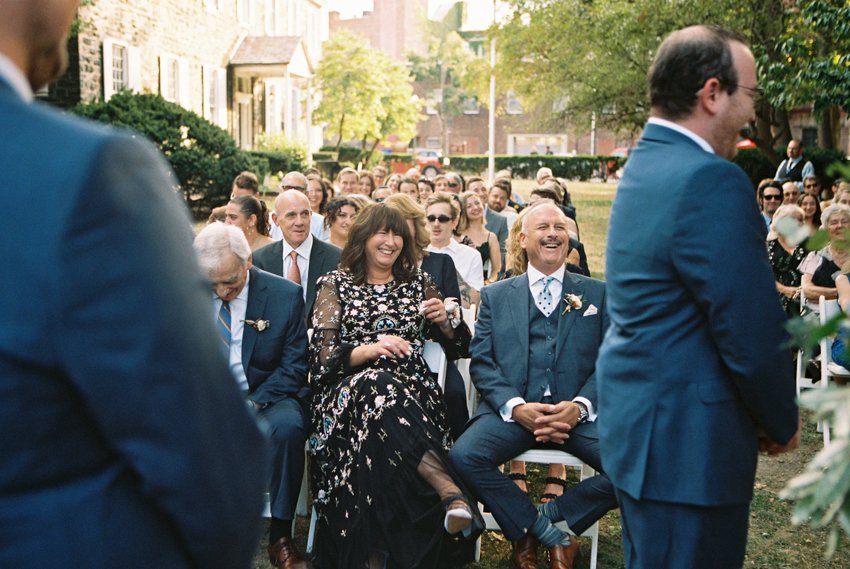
left=255, top=133, right=308, bottom=176
left=72, top=91, right=267, bottom=218
left=314, top=31, right=421, bottom=158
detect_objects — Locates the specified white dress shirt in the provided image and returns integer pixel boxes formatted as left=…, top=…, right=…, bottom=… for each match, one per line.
left=647, top=117, right=714, bottom=154
left=282, top=234, right=313, bottom=301
left=427, top=239, right=484, bottom=290
left=499, top=264, right=596, bottom=423
left=0, top=52, right=33, bottom=102
left=213, top=271, right=250, bottom=392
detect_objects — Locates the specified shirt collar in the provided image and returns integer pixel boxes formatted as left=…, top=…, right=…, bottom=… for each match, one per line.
left=527, top=263, right=566, bottom=287
left=0, top=52, right=34, bottom=102
left=283, top=234, right=314, bottom=258
left=429, top=238, right=460, bottom=253
left=648, top=117, right=714, bottom=154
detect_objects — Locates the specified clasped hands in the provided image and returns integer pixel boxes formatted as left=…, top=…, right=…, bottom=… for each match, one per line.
left=758, top=416, right=802, bottom=456
left=366, top=299, right=450, bottom=361
left=512, top=401, right=582, bottom=444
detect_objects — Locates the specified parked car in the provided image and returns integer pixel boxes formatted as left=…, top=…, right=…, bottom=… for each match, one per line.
left=413, top=148, right=449, bottom=178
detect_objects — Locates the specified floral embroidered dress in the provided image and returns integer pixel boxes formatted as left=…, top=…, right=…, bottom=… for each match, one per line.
left=766, top=238, right=807, bottom=317
left=308, top=269, right=473, bottom=569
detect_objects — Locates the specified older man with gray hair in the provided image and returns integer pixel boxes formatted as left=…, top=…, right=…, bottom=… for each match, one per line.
left=195, top=223, right=311, bottom=569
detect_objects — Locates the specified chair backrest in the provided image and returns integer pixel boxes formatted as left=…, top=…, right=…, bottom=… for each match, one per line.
left=423, top=340, right=448, bottom=390
left=462, top=303, right=477, bottom=333
left=819, top=295, right=842, bottom=322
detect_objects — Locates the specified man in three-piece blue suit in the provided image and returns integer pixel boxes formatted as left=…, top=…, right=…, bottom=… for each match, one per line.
left=0, top=2, right=267, bottom=567
left=451, top=202, right=617, bottom=569
left=597, top=25, right=800, bottom=569
left=194, top=223, right=310, bottom=569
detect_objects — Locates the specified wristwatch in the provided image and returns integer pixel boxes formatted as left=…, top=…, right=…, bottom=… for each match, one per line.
left=575, top=401, right=589, bottom=424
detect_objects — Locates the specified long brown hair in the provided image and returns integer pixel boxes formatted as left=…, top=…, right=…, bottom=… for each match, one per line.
left=340, top=203, right=419, bottom=285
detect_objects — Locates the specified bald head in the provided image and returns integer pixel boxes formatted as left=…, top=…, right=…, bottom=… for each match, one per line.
left=0, top=0, right=79, bottom=91
left=274, top=190, right=312, bottom=247
left=280, top=171, right=308, bottom=192
left=536, top=167, right=553, bottom=185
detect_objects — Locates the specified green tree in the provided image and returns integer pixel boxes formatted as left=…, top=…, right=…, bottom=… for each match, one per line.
left=72, top=92, right=267, bottom=218
left=313, top=31, right=421, bottom=160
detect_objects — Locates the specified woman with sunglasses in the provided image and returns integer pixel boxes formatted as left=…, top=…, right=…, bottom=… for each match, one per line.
left=425, top=193, right=483, bottom=308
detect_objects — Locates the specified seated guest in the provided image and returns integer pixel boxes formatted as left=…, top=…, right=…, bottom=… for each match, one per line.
left=371, top=185, right=391, bottom=202
left=457, top=191, right=502, bottom=284
left=831, top=272, right=850, bottom=370
left=803, top=175, right=822, bottom=199
left=450, top=202, right=617, bottom=569
left=528, top=189, right=588, bottom=275
left=306, top=173, right=329, bottom=215
left=324, top=196, right=360, bottom=249
left=208, top=205, right=227, bottom=224
left=398, top=176, right=420, bottom=201
left=272, top=171, right=326, bottom=241
left=782, top=181, right=800, bottom=205
left=359, top=170, right=376, bottom=196
left=405, top=167, right=422, bottom=182
left=386, top=193, right=472, bottom=441
left=433, top=173, right=450, bottom=193
left=767, top=204, right=807, bottom=318
left=194, top=223, right=311, bottom=569
left=536, top=166, right=554, bottom=185
left=419, top=177, right=435, bottom=203
left=253, top=190, right=341, bottom=316
left=800, top=204, right=850, bottom=302
left=797, top=193, right=821, bottom=236
left=489, top=181, right=519, bottom=228
left=758, top=179, right=784, bottom=231
left=336, top=167, right=359, bottom=196
left=425, top=193, right=484, bottom=307
left=469, top=176, right=509, bottom=277
left=446, top=172, right=465, bottom=194
left=371, top=164, right=388, bottom=187
left=225, top=195, right=274, bottom=251
left=308, top=204, right=481, bottom=569
left=386, top=173, right=402, bottom=193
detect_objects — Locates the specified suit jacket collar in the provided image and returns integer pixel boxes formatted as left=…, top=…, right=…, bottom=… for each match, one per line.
left=241, top=267, right=268, bottom=369
left=555, top=271, right=585, bottom=361
left=642, top=121, right=712, bottom=155
left=306, top=239, right=332, bottom=310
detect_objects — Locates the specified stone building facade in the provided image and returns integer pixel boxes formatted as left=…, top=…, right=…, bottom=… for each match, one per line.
left=45, top=0, right=328, bottom=150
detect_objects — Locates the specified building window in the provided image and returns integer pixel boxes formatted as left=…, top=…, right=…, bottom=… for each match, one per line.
left=103, top=38, right=140, bottom=100
left=237, top=0, right=255, bottom=25
left=802, top=127, right=818, bottom=148
left=462, top=96, right=480, bottom=115
left=506, top=90, right=523, bottom=115
left=204, top=66, right=228, bottom=128
left=425, top=89, right=441, bottom=115
left=160, top=54, right=190, bottom=108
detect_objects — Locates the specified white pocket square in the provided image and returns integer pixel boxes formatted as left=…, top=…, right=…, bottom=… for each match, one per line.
left=583, top=304, right=598, bottom=317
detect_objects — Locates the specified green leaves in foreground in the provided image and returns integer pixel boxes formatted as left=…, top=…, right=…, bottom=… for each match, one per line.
left=780, top=387, right=850, bottom=557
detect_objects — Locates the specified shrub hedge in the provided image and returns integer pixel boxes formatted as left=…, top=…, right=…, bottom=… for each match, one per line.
left=72, top=91, right=267, bottom=218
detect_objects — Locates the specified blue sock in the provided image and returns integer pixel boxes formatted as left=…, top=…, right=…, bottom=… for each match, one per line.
left=538, top=500, right=563, bottom=523
left=530, top=513, right=570, bottom=548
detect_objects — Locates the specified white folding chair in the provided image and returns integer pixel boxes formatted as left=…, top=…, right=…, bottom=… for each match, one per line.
left=796, top=299, right=820, bottom=396
left=815, top=295, right=850, bottom=447
left=423, top=340, right=448, bottom=391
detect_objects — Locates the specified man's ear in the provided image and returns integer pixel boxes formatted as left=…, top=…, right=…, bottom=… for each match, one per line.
left=247, top=255, right=253, bottom=271
left=697, top=77, right=724, bottom=116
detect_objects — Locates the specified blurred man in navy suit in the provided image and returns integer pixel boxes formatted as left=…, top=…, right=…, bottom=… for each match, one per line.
left=0, top=2, right=266, bottom=567
left=598, top=25, right=800, bottom=569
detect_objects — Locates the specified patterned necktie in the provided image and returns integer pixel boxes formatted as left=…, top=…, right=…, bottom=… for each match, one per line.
left=217, top=300, right=231, bottom=347
left=536, top=276, right=555, bottom=317
left=287, top=250, right=301, bottom=284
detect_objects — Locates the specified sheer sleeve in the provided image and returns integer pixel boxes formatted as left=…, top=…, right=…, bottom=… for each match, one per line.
left=422, top=272, right=471, bottom=360
left=309, top=274, right=356, bottom=387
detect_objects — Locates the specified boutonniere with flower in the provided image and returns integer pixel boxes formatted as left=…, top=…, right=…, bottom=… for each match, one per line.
left=561, top=293, right=584, bottom=316
left=242, top=319, right=270, bottom=331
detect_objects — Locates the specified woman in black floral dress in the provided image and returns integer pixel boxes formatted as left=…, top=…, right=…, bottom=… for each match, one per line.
left=308, top=204, right=481, bottom=569
left=766, top=204, right=807, bottom=318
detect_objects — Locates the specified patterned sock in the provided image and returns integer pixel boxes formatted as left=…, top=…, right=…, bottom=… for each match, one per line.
left=538, top=500, right=564, bottom=523
left=530, top=513, right=570, bottom=548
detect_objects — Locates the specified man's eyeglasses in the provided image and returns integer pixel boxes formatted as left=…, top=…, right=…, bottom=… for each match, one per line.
left=732, top=84, right=764, bottom=98
left=426, top=214, right=453, bottom=223
left=763, top=194, right=782, bottom=201
left=280, top=185, right=306, bottom=191
left=447, top=182, right=460, bottom=188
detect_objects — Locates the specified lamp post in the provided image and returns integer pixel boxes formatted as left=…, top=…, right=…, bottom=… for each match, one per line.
left=487, top=0, right=496, bottom=185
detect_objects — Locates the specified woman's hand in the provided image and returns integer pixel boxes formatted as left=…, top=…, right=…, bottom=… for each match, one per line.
left=373, top=334, right=411, bottom=360
left=420, top=297, right=449, bottom=328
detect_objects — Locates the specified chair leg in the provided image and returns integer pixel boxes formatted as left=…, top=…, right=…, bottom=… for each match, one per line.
left=306, top=507, right=317, bottom=554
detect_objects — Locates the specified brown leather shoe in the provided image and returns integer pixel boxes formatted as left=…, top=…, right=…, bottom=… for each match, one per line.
left=548, top=539, right=580, bottom=569
left=267, top=536, right=308, bottom=569
left=510, top=533, right=539, bottom=569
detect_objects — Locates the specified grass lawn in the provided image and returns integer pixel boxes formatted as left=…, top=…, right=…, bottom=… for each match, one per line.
left=250, top=179, right=848, bottom=567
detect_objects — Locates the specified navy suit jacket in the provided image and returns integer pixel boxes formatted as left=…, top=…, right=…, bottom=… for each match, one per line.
left=470, top=271, right=608, bottom=418
left=252, top=237, right=341, bottom=316
left=243, top=267, right=310, bottom=408
left=0, top=81, right=266, bottom=567
left=421, top=251, right=462, bottom=299
left=597, top=122, right=798, bottom=507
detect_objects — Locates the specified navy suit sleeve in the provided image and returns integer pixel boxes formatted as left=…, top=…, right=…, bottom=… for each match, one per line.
left=573, top=282, right=609, bottom=408
left=672, top=160, right=798, bottom=444
left=54, top=135, right=267, bottom=569
left=249, top=280, right=310, bottom=407
left=470, top=284, right=524, bottom=410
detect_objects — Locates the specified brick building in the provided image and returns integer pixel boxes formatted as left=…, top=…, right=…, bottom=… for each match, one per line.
left=45, top=0, right=328, bottom=150
left=328, top=0, right=427, bottom=62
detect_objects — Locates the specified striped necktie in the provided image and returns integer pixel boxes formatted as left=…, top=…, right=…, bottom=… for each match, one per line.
left=217, top=300, right=231, bottom=347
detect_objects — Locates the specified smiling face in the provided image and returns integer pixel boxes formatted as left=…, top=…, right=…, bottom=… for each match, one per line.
left=426, top=202, right=457, bottom=248
left=827, top=211, right=850, bottom=240
left=799, top=195, right=817, bottom=220
left=338, top=172, right=358, bottom=195
left=714, top=41, right=758, bottom=160
left=520, top=204, right=569, bottom=274
left=399, top=181, right=419, bottom=199
left=208, top=251, right=250, bottom=302
left=364, top=227, right=404, bottom=274
left=331, top=205, right=357, bottom=240
left=464, top=195, right=484, bottom=221
left=306, top=178, right=323, bottom=210
left=782, top=182, right=799, bottom=205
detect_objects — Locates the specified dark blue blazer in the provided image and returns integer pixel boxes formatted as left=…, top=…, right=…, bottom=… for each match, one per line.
left=470, top=271, right=608, bottom=418
left=243, top=267, right=310, bottom=408
left=252, top=237, right=341, bottom=316
left=0, top=81, right=266, bottom=568
left=421, top=251, right=462, bottom=299
left=597, top=122, right=798, bottom=507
